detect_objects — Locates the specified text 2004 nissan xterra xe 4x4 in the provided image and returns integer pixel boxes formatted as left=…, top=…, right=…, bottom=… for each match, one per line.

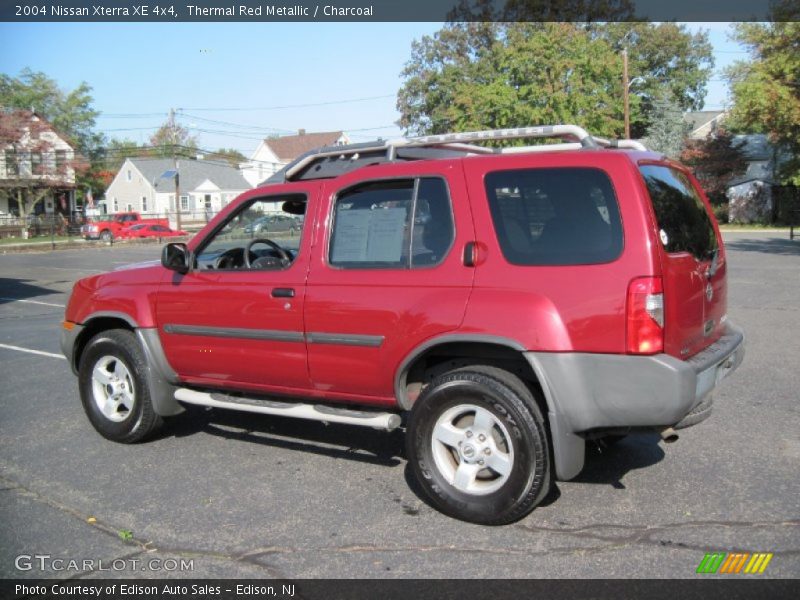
left=61, top=125, right=744, bottom=524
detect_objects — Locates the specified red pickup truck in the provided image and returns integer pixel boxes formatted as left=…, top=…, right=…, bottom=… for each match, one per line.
left=62, top=125, right=744, bottom=524
left=82, top=212, right=169, bottom=242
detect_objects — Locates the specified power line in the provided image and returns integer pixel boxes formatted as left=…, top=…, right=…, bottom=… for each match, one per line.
left=177, top=112, right=294, bottom=134
left=180, top=94, right=395, bottom=112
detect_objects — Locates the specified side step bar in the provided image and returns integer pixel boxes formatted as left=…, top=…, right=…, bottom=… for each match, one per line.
left=174, top=388, right=402, bottom=431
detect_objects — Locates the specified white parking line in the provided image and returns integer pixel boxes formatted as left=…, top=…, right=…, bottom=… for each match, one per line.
left=0, top=297, right=65, bottom=308
left=0, top=343, right=66, bottom=360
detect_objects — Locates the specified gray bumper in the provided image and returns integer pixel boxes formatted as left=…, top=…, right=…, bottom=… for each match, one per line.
left=60, top=323, right=84, bottom=375
left=525, top=322, right=745, bottom=480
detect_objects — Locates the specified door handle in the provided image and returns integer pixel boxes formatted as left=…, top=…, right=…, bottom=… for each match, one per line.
left=463, top=242, right=477, bottom=267
left=271, top=288, right=295, bottom=298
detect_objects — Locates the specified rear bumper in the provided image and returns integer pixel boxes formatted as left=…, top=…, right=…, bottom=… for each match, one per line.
left=525, top=322, right=744, bottom=480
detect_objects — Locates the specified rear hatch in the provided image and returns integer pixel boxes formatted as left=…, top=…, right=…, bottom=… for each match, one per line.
left=639, top=163, right=726, bottom=359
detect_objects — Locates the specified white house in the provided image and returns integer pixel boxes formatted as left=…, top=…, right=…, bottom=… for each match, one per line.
left=102, top=157, right=252, bottom=220
left=0, top=109, right=78, bottom=217
left=684, top=110, right=727, bottom=140
left=241, top=129, right=349, bottom=187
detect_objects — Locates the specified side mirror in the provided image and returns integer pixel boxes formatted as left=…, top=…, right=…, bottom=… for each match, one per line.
left=161, top=242, right=191, bottom=274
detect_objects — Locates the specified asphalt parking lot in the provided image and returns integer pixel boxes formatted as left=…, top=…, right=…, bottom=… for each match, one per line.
left=0, top=232, right=798, bottom=580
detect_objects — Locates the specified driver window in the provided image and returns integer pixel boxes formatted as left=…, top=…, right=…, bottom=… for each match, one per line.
left=195, top=195, right=306, bottom=271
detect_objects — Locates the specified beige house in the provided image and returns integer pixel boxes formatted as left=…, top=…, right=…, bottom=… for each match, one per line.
left=0, top=109, right=78, bottom=218
left=241, top=130, right=350, bottom=187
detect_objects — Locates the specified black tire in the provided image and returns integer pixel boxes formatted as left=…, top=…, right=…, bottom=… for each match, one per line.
left=406, top=365, right=551, bottom=525
left=100, top=229, right=112, bottom=243
left=78, top=329, right=163, bottom=443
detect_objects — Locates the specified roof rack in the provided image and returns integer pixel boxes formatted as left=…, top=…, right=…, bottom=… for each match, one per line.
left=273, top=125, right=648, bottom=183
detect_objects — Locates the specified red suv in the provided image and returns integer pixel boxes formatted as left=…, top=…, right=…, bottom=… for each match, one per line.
left=61, top=125, right=744, bottom=524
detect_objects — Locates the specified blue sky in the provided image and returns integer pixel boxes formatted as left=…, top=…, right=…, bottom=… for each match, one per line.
left=0, top=22, right=746, bottom=156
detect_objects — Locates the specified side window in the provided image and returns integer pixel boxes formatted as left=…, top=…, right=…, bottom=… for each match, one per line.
left=639, top=165, right=718, bottom=260
left=485, top=167, right=623, bottom=266
left=329, top=177, right=454, bottom=269
left=194, top=194, right=307, bottom=271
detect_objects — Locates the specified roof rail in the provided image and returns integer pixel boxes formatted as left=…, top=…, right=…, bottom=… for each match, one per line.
left=279, top=125, right=648, bottom=182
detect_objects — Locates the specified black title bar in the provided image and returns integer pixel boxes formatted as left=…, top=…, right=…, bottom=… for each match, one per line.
left=4, top=579, right=800, bottom=600
left=0, top=0, right=794, bottom=23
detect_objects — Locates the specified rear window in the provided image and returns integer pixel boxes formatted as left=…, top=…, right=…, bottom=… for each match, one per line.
left=484, top=168, right=623, bottom=266
left=639, top=165, right=718, bottom=259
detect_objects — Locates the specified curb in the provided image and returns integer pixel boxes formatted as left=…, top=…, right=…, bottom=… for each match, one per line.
left=0, top=236, right=192, bottom=255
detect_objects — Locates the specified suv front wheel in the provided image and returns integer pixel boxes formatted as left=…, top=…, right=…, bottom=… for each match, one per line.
left=78, top=329, right=163, bottom=443
left=406, top=366, right=551, bottom=525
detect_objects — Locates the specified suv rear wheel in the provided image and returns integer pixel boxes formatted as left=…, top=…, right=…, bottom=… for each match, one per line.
left=78, top=329, right=163, bottom=443
left=406, top=366, right=550, bottom=525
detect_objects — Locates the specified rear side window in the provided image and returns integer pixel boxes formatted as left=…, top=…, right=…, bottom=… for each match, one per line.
left=330, top=177, right=454, bottom=268
left=639, top=165, right=718, bottom=259
left=484, top=168, right=623, bottom=265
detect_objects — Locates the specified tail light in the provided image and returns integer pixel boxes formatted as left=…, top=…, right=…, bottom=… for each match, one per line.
left=626, top=276, right=664, bottom=354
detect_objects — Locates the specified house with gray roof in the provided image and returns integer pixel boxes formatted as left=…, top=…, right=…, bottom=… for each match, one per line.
left=726, top=134, right=790, bottom=223
left=102, top=157, right=252, bottom=223
left=684, top=110, right=727, bottom=140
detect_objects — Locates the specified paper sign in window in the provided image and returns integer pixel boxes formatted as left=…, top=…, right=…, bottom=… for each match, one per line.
left=332, top=207, right=407, bottom=264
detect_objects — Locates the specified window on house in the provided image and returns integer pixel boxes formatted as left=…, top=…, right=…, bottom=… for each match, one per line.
left=113, top=198, right=119, bottom=212
left=126, top=170, right=132, bottom=182
left=30, top=152, right=43, bottom=175
left=180, top=195, right=189, bottom=211
left=55, top=150, right=67, bottom=173
left=4, top=150, right=18, bottom=176
left=126, top=203, right=133, bottom=212
left=329, top=177, right=454, bottom=269
left=142, top=196, right=148, bottom=213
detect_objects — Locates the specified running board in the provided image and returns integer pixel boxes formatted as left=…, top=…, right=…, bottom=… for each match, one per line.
left=174, top=388, right=402, bottom=431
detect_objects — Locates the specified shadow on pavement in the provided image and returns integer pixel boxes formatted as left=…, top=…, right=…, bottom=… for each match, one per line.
left=725, top=237, right=800, bottom=256
left=165, top=405, right=405, bottom=467
left=574, top=432, right=665, bottom=489
left=0, top=278, right=62, bottom=303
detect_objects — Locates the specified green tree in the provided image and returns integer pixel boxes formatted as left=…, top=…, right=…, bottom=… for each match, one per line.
left=0, top=69, right=105, bottom=196
left=643, top=93, right=688, bottom=159
left=103, top=138, right=156, bottom=170
left=397, top=21, right=713, bottom=140
left=0, top=69, right=102, bottom=155
left=206, top=148, right=246, bottom=168
left=591, top=22, right=714, bottom=138
left=398, top=23, right=624, bottom=138
left=149, top=120, right=198, bottom=158
left=726, top=18, right=800, bottom=184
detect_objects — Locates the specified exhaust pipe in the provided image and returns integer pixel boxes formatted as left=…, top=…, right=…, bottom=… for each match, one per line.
left=660, top=427, right=679, bottom=443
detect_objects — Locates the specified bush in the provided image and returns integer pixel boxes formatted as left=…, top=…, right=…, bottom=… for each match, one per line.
left=713, top=204, right=729, bottom=224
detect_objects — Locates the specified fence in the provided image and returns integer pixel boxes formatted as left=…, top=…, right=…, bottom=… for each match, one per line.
left=0, top=209, right=223, bottom=245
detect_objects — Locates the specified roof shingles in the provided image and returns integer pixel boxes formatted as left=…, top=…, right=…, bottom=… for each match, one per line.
left=263, top=131, right=344, bottom=161
left=128, top=158, right=251, bottom=191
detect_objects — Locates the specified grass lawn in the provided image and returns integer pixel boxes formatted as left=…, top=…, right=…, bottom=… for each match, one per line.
left=0, top=235, right=79, bottom=246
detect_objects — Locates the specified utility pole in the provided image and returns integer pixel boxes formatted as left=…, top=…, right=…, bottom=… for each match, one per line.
left=170, top=108, right=182, bottom=232
left=622, top=48, right=630, bottom=140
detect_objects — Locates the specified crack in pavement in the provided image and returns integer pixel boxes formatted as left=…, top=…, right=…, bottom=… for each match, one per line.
left=0, top=475, right=284, bottom=578
left=515, top=519, right=800, bottom=556
left=3, top=474, right=798, bottom=576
